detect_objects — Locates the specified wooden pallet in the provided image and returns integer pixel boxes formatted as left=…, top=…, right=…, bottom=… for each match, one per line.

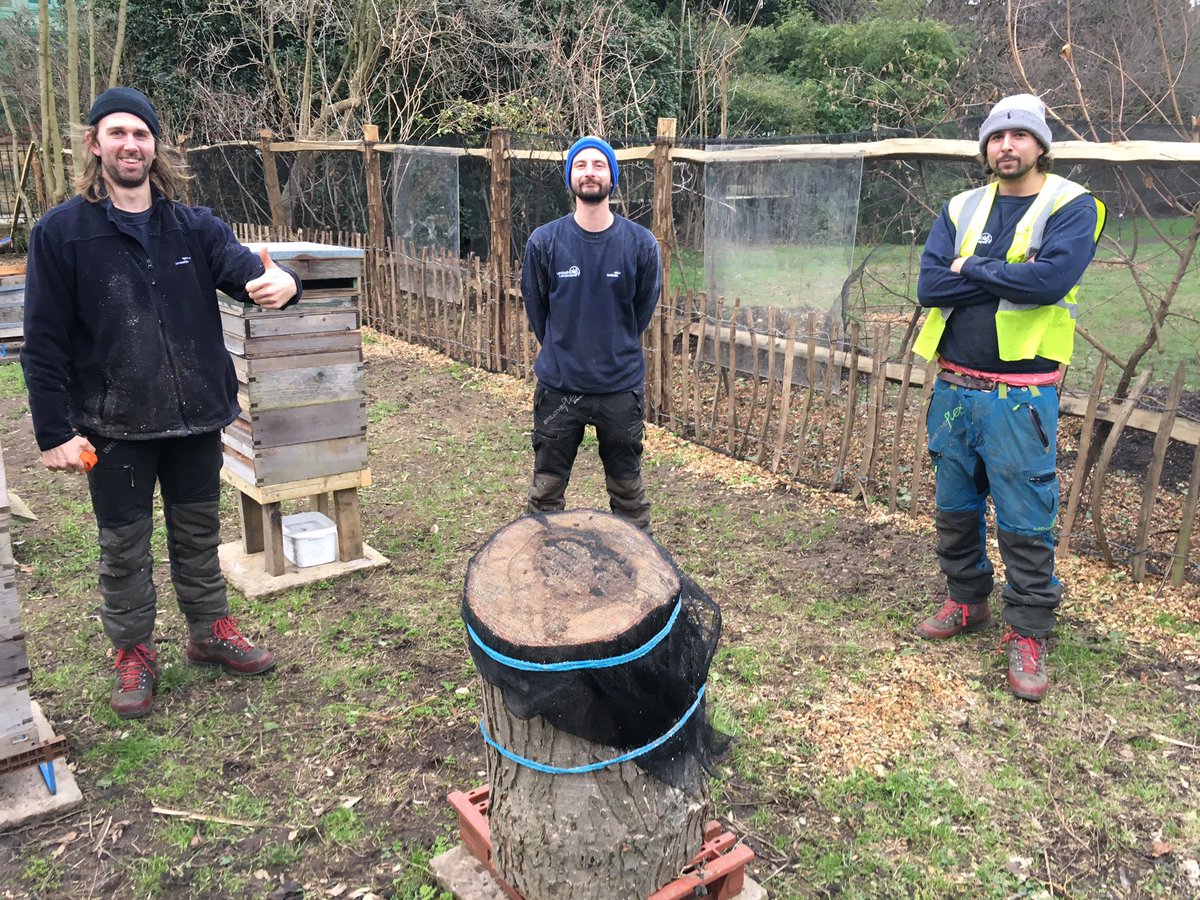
left=448, top=785, right=756, bottom=900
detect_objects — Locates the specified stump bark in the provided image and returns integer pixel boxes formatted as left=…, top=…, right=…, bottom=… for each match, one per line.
left=465, top=510, right=712, bottom=900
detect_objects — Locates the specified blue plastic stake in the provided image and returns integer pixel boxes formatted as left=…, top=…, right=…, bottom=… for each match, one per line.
left=38, top=761, right=57, bottom=795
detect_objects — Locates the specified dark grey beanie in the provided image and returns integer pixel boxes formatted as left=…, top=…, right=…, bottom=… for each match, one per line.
left=978, top=94, right=1052, bottom=154
left=87, top=87, right=161, bottom=138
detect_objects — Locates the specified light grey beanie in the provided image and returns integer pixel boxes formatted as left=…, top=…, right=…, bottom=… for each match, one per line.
left=978, top=94, right=1052, bottom=154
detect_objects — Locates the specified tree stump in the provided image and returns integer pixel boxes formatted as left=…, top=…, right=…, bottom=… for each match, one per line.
left=464, top=510, right=713, bottom=900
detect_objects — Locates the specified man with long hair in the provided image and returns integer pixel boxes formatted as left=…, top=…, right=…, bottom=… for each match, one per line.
left=912, top=94, right=1106, bottom=702
left=521, top=136, right=661, bottom=531
left=22, top=87, right=301, bottom=719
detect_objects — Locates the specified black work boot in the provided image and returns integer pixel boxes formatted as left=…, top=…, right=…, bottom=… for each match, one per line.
left=526, top=472, right=569, bottom=516
left=111, top=643, right=159, bottom=719
left=605, top=474, right=651, bottom=532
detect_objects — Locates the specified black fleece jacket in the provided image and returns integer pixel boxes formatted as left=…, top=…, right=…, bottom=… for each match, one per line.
left=22, top=192, right=301, bottom=450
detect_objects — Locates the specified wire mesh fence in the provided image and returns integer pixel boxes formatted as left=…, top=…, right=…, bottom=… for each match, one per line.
left=193, top=131, right=1200, bottom=586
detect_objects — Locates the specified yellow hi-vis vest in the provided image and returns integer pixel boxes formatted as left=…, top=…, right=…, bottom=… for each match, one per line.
left=913, top=174, right=1106, bottom=364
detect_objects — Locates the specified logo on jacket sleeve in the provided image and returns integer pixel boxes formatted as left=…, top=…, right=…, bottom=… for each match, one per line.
left=556, top=265, right=581, bottom=279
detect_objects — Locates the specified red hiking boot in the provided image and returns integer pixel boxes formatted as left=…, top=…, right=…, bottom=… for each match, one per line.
left=111, top=644, right=159, bottom=719
left=1002, top=630, right=1049, bottom=702
left=186, top=617, right=276, bottom=675
left=916, top=599, right=992, bottom=640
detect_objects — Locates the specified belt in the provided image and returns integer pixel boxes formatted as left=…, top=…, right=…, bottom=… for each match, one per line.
left=937, top=370, right=1001, bottom=391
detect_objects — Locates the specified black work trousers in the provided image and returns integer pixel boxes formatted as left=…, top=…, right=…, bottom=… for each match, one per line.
left=527, top=384, right=651, bottom=530
left=84, top=430, right=229, bottom=648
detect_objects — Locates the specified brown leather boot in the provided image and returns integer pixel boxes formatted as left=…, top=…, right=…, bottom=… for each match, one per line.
left=916, top=598, right=992, bottom=639
left=186, top=617, right=275, bottom=675
left=111, top=643, right=158, bottom=719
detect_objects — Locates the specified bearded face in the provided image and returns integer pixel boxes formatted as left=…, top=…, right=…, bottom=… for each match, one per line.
left=569, top=148, right=612, bottom=205
left=90, top=112, right=157, bottom=190
left=986, top=128, right=1044, bottom=181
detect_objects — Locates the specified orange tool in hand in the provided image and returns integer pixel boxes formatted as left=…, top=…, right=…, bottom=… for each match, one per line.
left=79, top=449, right=97, bottom=471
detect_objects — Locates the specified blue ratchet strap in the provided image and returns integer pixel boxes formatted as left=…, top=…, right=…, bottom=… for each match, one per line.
left=478, top=684, right=706, bottom=775
left=466, top=597, right=682, bottom=672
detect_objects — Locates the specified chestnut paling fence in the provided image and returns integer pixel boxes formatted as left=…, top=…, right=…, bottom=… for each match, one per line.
left=7, top=123, right=1192, bottom=583
left=233, top=220, right=1200, bottom=587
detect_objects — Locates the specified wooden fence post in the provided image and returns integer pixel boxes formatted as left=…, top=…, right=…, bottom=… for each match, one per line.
left=362, top=123, right=386, bottom=331
left=488, top=128, right=512, bottom=370
left=1132, top=362, right=1186, bottom=582
left=30, top=144, right=46, bottom=215
left=833, top=323, right=861, bottom=490
left=651, top=117, right=677, bottom=424
left=887, top=335, right=918, bottom=512
left=908, top=360, right=937, bottom=518
left=177, top=134, right=192, bottom=205
left=1173, top=433, right=1200, bottom=586
left=754, top=306, right=777, bottom=468
left=259, top=128, right=285, bottom=237
left=1058, top=357, right=1109, bottom=556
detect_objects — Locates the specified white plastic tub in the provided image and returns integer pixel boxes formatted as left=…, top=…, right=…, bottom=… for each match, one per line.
left=281, top=511, right=338, bottom=568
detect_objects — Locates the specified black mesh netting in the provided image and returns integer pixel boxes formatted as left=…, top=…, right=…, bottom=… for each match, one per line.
left=462, top=541, right=730, bottom=794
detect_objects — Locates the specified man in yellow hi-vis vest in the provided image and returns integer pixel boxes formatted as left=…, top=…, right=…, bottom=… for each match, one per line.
left=913, top=94, right=1105, bottom=702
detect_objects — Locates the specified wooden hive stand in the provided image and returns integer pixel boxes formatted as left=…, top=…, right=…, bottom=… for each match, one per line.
left=217, top=242, right=387, bottom=597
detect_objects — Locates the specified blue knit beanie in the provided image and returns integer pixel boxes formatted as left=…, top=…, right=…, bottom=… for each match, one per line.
left=564, top=136, right=618, bottom=192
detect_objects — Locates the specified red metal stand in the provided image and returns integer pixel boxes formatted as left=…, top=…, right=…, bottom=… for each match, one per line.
left=447, top=785, right=756, bottom=900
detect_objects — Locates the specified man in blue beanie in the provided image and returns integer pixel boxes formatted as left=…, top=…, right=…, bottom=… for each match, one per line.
left=22, top=87, right=301, bottom=719
left=520, top=135, right=662, bottom=530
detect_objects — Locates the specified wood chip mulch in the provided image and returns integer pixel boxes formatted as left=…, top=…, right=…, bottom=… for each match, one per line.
left=366, top=332, right=1200, bottom=774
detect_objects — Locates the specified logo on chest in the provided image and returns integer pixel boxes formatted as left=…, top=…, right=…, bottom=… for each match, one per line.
left=556, top=265, right=581, bottom=279
left=977, top=233, right=993, bottom=246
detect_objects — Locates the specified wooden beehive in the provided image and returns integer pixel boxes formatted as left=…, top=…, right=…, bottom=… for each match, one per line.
left=220, top=243, right=368, bottom=488
left=0, top=281, right=24, bottom=351
left=0, top=445, right=34, bottom=760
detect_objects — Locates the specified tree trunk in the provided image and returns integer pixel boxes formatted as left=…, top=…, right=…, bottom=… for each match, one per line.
left=37, top=0, right=64, bottom=202
left=465, top=510, right=713, bottom=900
left=66, top=0, right=82, bottom=179
left=481, top=680, right=709, bottom=900
left=108, top=0, right=129, bottom=88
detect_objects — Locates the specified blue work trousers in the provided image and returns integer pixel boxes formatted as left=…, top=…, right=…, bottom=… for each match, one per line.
left=926, top=379, right=1063, bottom=636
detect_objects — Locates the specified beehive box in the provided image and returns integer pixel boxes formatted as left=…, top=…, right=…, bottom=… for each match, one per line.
left=0, top=445, right=25, bottom=691
left=0, top=633, right=28, bottom=685
left=0, top=573, right=20, bottom=683
left=0, top=282, right=23, bottom=327
left=0, top=443, right=32, bottom=758
left=0, top=685, right=34, bottom=761
left=220, top=243, right=368, bottom=488
left=0, top=282, right=20, bottom=354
